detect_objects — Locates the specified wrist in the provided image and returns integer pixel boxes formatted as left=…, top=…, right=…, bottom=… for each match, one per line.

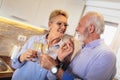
left=56, top=56, right=63, bottom=64
left=50, top=65, right=59, bottom=74
left=57, top=56, right=64, bottom=62
left=50, top=64, right=64, bottom=75
left=51, top=57, right=63, bottom=74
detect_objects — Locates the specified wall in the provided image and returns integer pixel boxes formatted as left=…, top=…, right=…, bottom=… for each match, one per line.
left=0, top=17, right=46, bottom=56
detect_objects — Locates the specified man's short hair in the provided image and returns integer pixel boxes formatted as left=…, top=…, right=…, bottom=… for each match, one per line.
left=85, top=12, right=105, bottom=34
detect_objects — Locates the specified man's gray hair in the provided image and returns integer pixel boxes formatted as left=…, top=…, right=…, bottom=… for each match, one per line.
left=85, top=12, right=105, bottom=34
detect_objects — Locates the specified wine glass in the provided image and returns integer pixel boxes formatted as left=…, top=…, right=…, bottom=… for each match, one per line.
left=41, top=43, right=48, bottom=54
left=31, top=41, right=42, bottom=62
left=31, top=41, right=49, bottom=63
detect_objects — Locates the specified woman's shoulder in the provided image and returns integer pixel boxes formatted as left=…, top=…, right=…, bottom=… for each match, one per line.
left=30, top=34, right=46, bottom=39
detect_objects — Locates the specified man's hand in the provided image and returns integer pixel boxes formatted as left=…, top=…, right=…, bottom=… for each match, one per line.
left=58, top=38, right=74, bottom=61
left=19, top=49, right=37, bottom=63
left=40, top=54, right=65, bottom=80
left=40, top=54, right=57, bottom=70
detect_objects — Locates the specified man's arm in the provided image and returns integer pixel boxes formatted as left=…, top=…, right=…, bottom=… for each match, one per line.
left=40, top=38, right=74, bottom=80
left=85, top=52, right=116, bottom=80
left=56, top=68, right=75, bottom=80
left=40, top=54, right=74, bottom=80
left=62, top=71, right=74, bottom=80
left=56, top=68, right=64, bottom=80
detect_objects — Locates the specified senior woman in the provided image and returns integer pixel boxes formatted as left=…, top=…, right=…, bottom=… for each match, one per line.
left=11, top=9, right=68, bottom=80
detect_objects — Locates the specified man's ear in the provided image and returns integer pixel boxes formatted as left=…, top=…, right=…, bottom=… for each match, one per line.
left=88, top=24, right=95, bottom=33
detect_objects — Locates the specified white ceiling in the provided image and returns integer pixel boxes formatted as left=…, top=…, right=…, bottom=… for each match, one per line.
left=103, top=0, right=120, bottom=2
left=85, top=0, right=120, bottom=2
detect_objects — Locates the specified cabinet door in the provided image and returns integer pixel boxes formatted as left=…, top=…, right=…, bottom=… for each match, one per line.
left=0, top=0, right=3, bottom=8
left=35, top=0, right=66, bottom=28
left=64, top=0, right=85, bottom=35
left=0, top=0, right=40, bottom=23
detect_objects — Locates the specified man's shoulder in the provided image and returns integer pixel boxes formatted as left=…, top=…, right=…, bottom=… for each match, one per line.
left=95, top=43, right=113, bottom=53
left=94, top=43, right=116, bottom=59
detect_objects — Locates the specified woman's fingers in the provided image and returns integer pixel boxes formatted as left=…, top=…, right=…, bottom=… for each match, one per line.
left=23, top=49, right=37, bottom=61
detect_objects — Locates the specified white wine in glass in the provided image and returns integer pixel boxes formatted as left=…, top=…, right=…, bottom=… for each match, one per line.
left=31, top=41, right=42, bottom=62
left=41, top=43, right=48, bottom=54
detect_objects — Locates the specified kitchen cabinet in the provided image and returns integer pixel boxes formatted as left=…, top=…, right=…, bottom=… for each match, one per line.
left=34, top=0, right=66, bottom=29
left=0, top=56, right=13, bottom=80
left=0, top=0, right=40, bottom=24
left=0, top=0, right=85, bottom=35
left=0, top=77, right=11, bottom=80
left=35, top=0, right=85, bottom=35
left=63, top=0, right=85, bottom=35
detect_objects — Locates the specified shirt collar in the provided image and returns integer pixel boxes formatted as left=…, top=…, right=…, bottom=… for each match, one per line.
left=43, top=33, right=62, bottom=47
left=84, top=39, right=104, bottom=49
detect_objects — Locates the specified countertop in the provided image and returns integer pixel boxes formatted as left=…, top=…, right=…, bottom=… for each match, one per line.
left=0, top=56, right=14, bottom=78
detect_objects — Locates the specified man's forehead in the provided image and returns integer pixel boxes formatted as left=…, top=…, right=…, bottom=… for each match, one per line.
left=79, top=16, right=88, bottom=23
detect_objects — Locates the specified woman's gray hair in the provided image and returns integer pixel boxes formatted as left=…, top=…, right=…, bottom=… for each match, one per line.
left=85, top=12, right=105, bottom=34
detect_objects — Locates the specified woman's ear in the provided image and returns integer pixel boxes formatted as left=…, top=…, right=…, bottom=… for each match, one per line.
left=88, top=24, right=95, bottom=33
left=48, top=22, right=52, bottom=30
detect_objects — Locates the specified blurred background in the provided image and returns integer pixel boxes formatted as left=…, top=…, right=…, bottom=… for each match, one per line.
left=0, top=0, right=120, bottom=80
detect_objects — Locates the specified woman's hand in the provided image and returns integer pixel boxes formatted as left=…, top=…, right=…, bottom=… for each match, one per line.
left=19, top=49, right=37, bottom=63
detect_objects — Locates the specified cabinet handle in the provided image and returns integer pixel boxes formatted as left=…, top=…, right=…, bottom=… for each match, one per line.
left=11, top=15, right=28, bottom=22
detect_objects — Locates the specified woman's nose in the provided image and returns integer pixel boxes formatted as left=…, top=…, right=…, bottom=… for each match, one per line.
left=61, top=24, right=66, bottom=29
left=75, top=26, right=79, bottom=32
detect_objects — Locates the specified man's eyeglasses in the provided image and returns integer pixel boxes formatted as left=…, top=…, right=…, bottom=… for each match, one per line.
left=56, top=22, right=68, bottom=27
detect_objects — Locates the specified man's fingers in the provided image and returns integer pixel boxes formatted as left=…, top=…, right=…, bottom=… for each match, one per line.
left=61, top=43, right=67, bottom=50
